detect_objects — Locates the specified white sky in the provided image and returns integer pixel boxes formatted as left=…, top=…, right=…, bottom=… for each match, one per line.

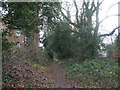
left=99, top=0, right=119, bottom=44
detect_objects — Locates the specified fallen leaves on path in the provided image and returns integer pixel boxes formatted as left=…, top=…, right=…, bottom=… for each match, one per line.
left=3, top=59, right=82, bottom=88
left=3, top=59, right=55, bottom=88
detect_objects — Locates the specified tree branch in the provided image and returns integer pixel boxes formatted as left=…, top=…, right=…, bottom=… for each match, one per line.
left=99, top=26, right=120, bottom=37
left=99, top=14, right=120, bottom=24
left=60, top=9, right=78, bottom=28
left=106, top=2, right=120, bottom=16
left=73, top=0, right=79, bottom=25
left=93, top=0, right=104, bottom=13
left=99, top=2, right=119, bottom=24
left=90, top=2, right=95, bottom=11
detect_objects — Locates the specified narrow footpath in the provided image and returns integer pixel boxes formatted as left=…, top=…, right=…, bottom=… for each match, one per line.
left=48, top=61, right=81, bottom=88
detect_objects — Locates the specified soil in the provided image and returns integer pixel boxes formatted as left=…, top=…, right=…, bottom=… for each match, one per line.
left=3, top=59, right=81, bottom=88
left=47, top=61, right=81, bottom=88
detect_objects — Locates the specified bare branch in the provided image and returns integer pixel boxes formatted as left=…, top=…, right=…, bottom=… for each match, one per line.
left=73, top=0, right=79, bottom=25
left=93, top=0, right=104, bottom=13
left=60, top=9, right=78, bottom=27
left=99, top=2, right=119, bottom=24
left=90, top=2, right=95, bottom=11
left=99, top=0, right=104, bottom=6
left=99, top=26, right=120, bottom=37
left=106, top=2, right=120, bottom=16
left=99, top=14, right=120, bottom=24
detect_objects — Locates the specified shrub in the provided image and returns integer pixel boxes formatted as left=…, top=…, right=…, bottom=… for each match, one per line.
left=65, top=59, right=119, bottom=88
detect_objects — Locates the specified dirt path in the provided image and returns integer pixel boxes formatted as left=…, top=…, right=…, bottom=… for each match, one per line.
left=3, top=59, right=81, bottom=88
left=48, top=62, right=81, bottom=88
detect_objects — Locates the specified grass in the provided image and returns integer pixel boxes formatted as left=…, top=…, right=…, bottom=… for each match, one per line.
left=59, top=59, right=119, bottom=88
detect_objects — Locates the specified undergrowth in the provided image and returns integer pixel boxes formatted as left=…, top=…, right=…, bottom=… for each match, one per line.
left=2, top=71, right=17, bottom=83
left=26, top=81, right=33, bottom=88
left=23, top=59, right=48, bottom=72
left=60, top=59, right=119, bottom=88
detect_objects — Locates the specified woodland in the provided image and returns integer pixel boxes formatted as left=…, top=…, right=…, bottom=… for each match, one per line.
left=1, top=0, right=120, bottom=88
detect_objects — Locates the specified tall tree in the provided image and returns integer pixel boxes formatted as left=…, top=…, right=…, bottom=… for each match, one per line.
left=60, top=0, right=102, bottom=60
left=2, top=2, right=61, bottom=61
left=2, top=2, right=40, bottom=60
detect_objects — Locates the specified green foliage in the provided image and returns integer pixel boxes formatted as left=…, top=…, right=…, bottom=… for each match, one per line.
left=2, top=31, right=15, bottom=61
left=2, top=2, right=40, bottom=61
left=44, top=21, right=75, bottom=60
left=41, top=2, right=61, bottom=24
left=26, top=82, right=33, bottom=88
left=63, top=59, right=119, bottom=88
left=44, top=20, right=102, bottom=61
left=2, top=2, right=39, bottom=35
left=43, top=1, right=103, bottom=61
left=3, top=71, right=16, bottom=83
left=3, top=71, right=12, bottom=83
left=74, top=30, right=102, bottom=61
left=2, top=2, right=61, bottom=62
left=105, top=44, right=113, bottom=58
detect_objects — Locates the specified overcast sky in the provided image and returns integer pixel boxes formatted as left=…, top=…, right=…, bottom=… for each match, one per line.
left=62, top=0, right=119, bottom=44
left=99, top=0, right=119, bottom=44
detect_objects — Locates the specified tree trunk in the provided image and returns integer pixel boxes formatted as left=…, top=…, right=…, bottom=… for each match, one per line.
left=117, top=31, right=120, bottom=63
